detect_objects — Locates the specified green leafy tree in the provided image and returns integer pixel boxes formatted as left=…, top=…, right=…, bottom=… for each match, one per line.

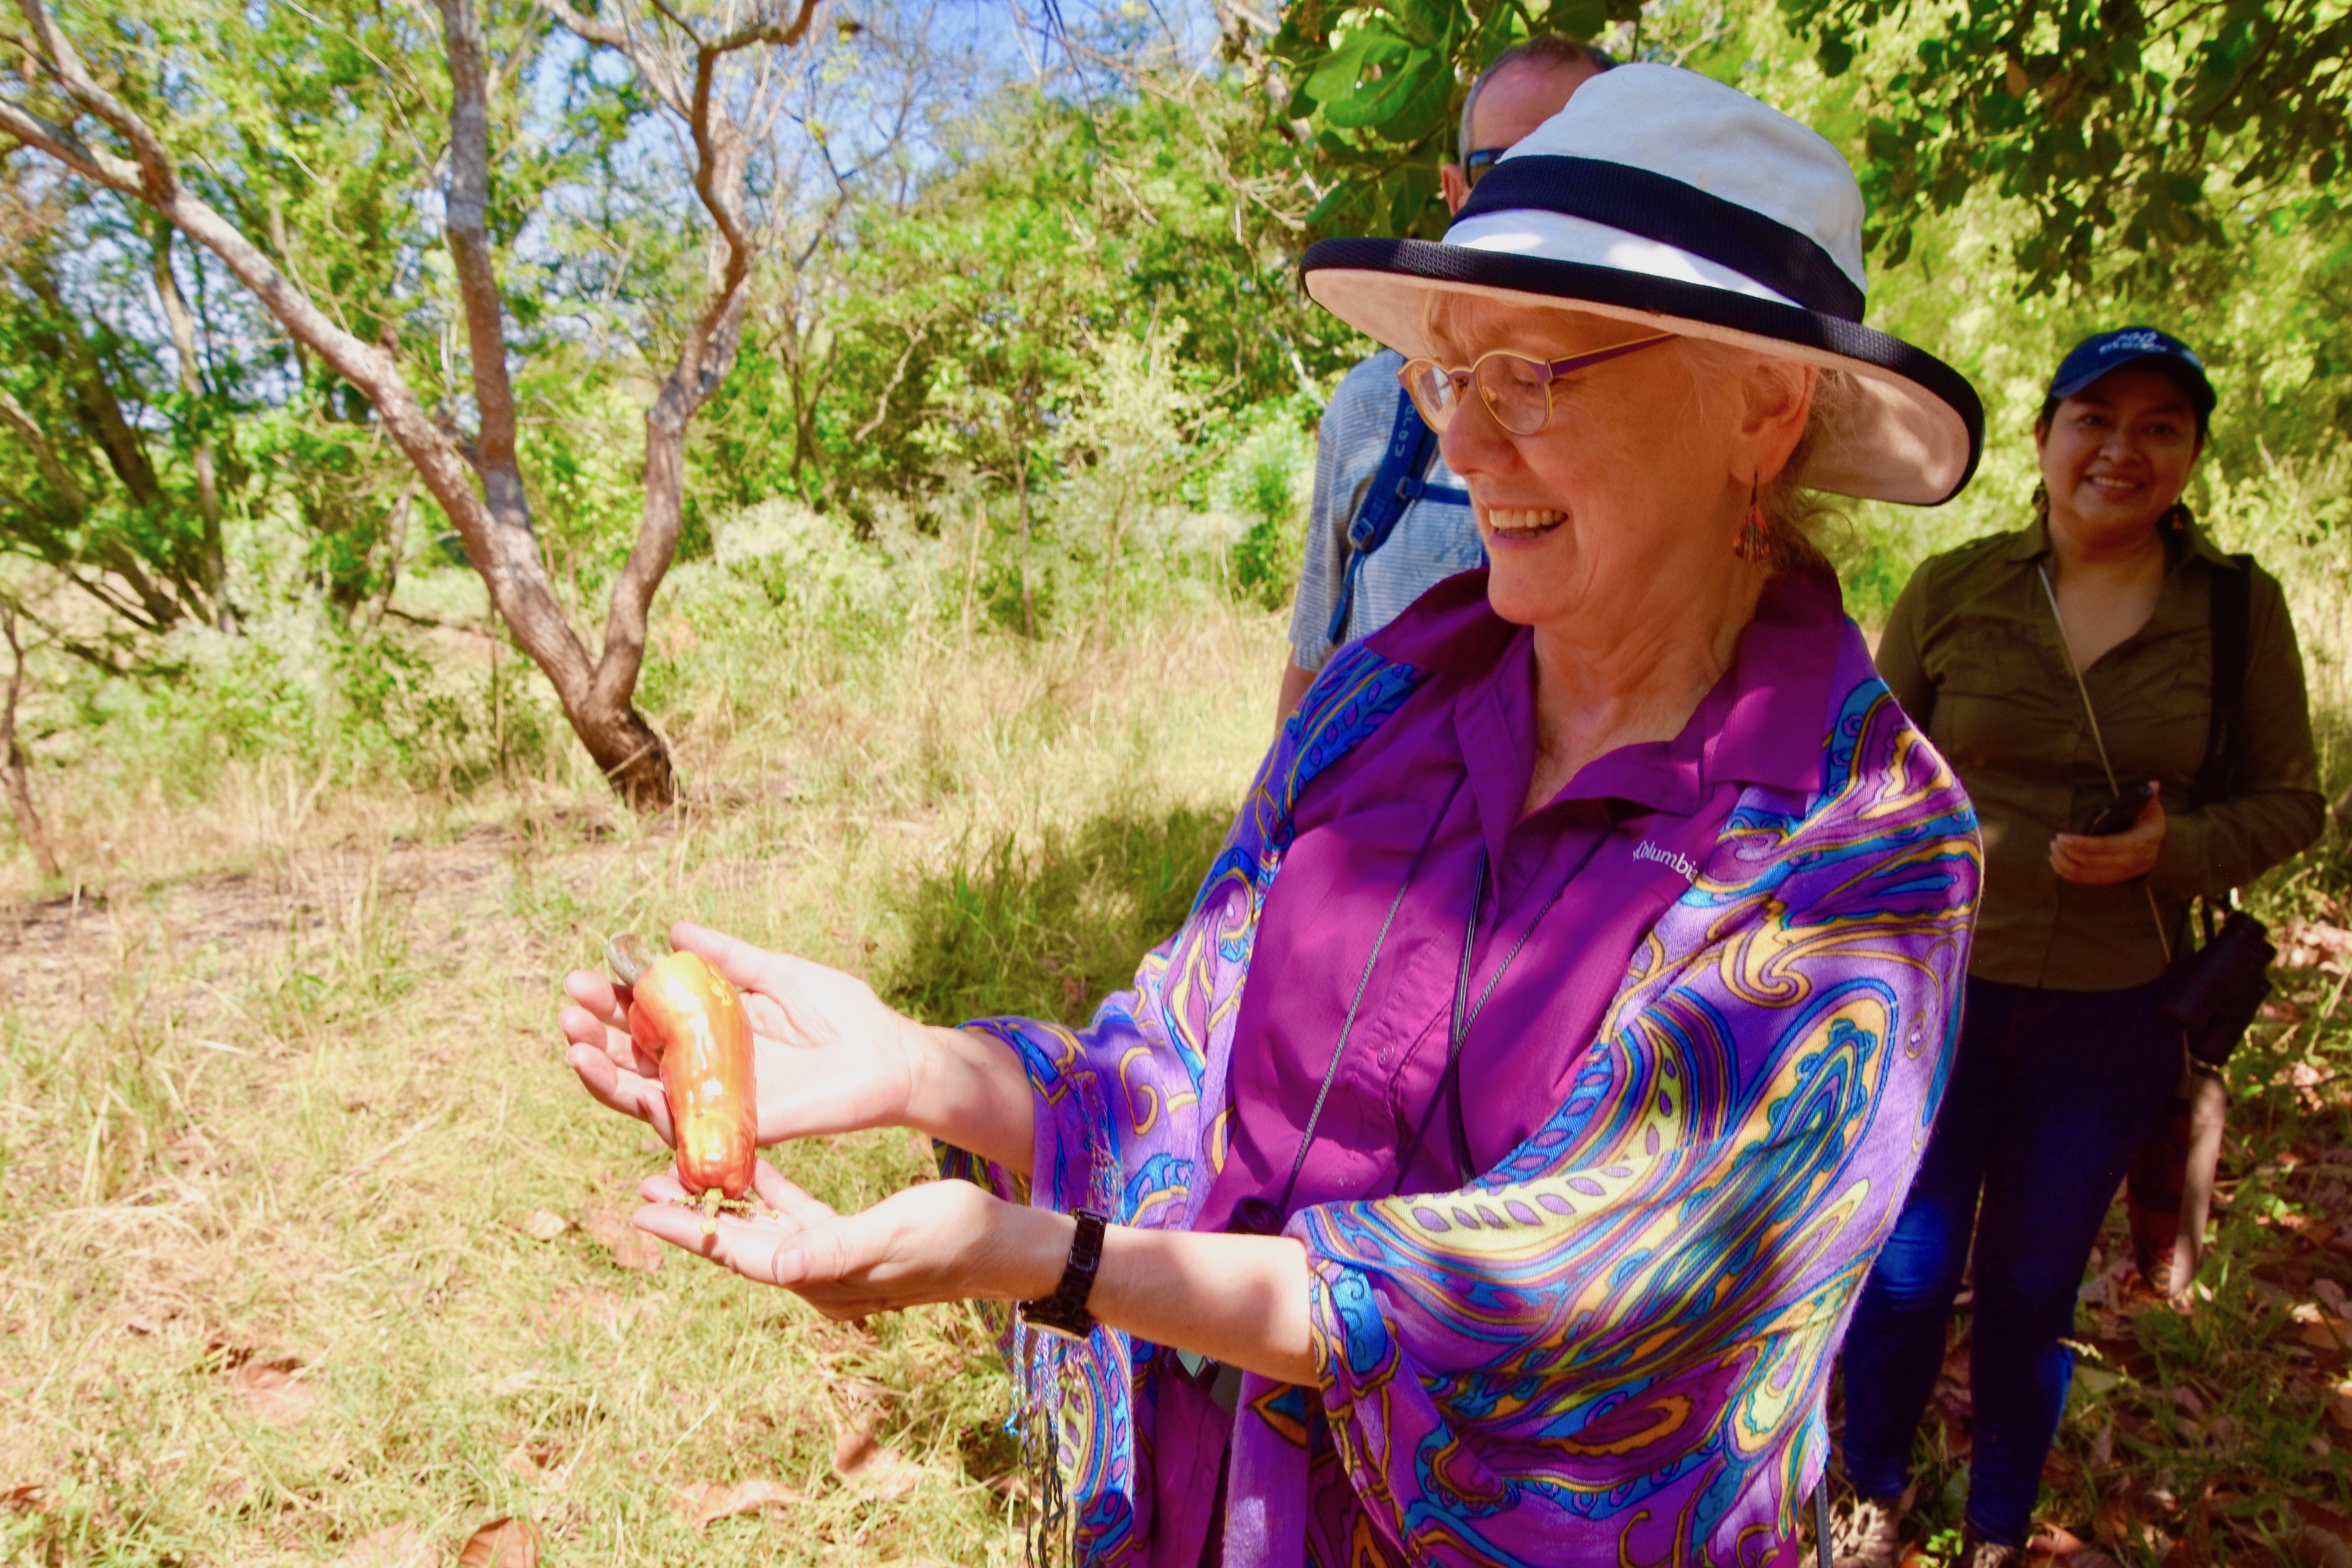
left=1784, top=0, right=2350, bottom=299
left=0, top=171, right=239, bottom=637
left=1262, top=0, right=1642, bottom=236
left=737, top=81, right=1354, bottom=521
left=0, top=0, right=827, bottom=807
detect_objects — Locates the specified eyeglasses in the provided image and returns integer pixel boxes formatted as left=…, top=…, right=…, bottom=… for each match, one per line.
left=1398, top=333, right=1678, bottom=437
left=1462, top=147, right=1506, bottom=189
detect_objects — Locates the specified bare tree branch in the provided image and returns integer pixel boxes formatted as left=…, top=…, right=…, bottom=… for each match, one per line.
left=0, top=384, right=85, bottom=509
left=148, top=221, right=226, bottom=618
left=1, top=0, right=838, bottom=808
left=536, top=0, right=690, bottom=113
left=853, top=322, right=928, bottom=442
left=436, top=0, right=531, bottom=520
left=589, top=0, right=821, bottom=721
left=0, top=0, right=690, bottom=803
left=0, top=599, right=59, bottom=880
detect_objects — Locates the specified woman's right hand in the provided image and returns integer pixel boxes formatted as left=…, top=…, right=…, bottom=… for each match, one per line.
left=560, top=921, right=1039, bottom=1174
left=559, top=921, right=928, bottom=1149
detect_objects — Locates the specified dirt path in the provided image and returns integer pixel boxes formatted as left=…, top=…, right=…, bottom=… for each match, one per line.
left=0, top=816, right=620, bottom=1044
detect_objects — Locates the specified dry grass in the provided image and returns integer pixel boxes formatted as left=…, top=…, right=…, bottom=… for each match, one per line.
left=0, top=579, right=1285, bottom=1567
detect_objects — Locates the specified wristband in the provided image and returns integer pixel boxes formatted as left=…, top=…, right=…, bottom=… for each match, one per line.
left=1017, top=1209, right=1108, bottom=1340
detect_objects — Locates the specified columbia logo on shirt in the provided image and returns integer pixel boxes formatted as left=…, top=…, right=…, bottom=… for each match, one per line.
left=1633, top=840, right=1699, bottom=882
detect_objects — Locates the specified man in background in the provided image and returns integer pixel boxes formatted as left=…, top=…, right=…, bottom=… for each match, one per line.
left=1276, top=35, right=1612, bottom=721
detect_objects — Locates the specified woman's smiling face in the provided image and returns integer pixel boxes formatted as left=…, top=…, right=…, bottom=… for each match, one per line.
left=2035, top=365, right=2204, bottom=542
left=1426, top=302, right=1804, bottom=632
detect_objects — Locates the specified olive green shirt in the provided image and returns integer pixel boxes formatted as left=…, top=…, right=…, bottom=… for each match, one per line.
left=1876, top=518, right=2325, bottom=991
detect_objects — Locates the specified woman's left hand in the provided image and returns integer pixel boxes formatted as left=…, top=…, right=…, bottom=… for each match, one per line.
left=2050, top=783, right=2166, bottom=885
left=630, top=1162, right=1061, bottom=1319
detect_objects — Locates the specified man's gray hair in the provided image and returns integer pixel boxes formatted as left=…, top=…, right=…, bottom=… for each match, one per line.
left=1457, top=34, right=1614, bottom=162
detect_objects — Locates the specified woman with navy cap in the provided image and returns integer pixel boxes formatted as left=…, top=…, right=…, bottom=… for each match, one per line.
left=1842, top=330, right=2324, bottom=1564
left=563, top=65, right=1986, bottom=1566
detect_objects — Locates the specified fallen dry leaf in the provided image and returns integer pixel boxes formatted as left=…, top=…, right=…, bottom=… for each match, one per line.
left=2295, top=1303, right=2352, bottom=1350
left=514, top=1209, right=570, bottom=1242
left=833, top=1426, right=925, bottom=1499
left=2032, top=1526, right=2090, bottom=1558
left=2, top=1484, right=54, bottom=1515
left=228, top=1360, right=317, bottom=1426
left=675, top=1477, right=807, bottom=1529
left=456, top=1515, right=537, bottom=1567
left=2306, top=1497, right=2352, bottom=1546
left=331, top=1523, right=433, bottom=1568
left=503, top=1442, right=572, bottom=1489
left=2300, top=1528, right=2352, bottom=1568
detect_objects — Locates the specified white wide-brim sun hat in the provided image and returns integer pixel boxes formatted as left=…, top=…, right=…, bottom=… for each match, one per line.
left=1301, top=63, right=1984, bottom=505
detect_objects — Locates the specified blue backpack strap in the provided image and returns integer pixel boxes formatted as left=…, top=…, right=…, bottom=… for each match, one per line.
left=1325, top=389, right=1473, bottom=646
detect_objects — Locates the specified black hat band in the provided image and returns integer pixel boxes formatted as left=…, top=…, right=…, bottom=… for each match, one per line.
left=1452, top=156, right=1867, bottom=323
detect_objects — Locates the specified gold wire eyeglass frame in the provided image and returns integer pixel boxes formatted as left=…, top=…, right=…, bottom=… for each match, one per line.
left=1398, top=332, right=1679, bottom=436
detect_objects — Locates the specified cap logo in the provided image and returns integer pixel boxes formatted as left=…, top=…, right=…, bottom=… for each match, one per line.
left=2102, top=330, right=2166, bottom=355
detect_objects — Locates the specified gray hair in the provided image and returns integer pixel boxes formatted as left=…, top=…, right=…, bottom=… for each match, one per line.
left=1457, top=35, right=1614, bottom=163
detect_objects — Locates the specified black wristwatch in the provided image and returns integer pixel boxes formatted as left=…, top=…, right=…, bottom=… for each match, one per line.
left=1018, top=1209, right=1108, bottom=1340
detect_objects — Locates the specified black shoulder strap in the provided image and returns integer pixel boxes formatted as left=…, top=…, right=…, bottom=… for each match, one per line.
left=2190, top=553, right=2253, bottom=808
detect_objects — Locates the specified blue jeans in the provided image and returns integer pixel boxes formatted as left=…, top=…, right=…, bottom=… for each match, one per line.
left=1839, top=974, right=2181, bottom=1544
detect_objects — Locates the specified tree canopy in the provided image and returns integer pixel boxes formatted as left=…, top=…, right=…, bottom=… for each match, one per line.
left=2, top=0, right=2346, bottom=794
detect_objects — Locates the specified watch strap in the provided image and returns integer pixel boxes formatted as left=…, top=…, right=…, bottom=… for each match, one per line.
left=1018, top=1209, right=1108, bottom=1339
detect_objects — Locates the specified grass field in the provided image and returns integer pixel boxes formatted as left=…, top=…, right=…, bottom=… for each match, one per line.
left=12, top=545, right=2352, bottom=1566
left=0, top=569, right=1282, bottom=1567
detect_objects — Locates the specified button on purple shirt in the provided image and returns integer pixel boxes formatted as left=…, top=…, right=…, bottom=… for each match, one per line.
left=1199, top=569, right=1847, bottom=1236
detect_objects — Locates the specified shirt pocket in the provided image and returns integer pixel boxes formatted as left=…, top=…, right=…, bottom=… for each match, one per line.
left=2087, top=621, right=2210, bottom=786
left=1926, top=616, right=2080, bottom=782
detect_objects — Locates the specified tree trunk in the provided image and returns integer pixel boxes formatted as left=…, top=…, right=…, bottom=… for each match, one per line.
left=369, top=482, right=414, bottom=628
left=149, top=222, right=228, bottom=623
left=1011, top=434, right=1037, bottom=639
left=437, top=0, right=678, bottom=808
left=0, top=607, right=61, bottom=881
left=0, top=0, right=818, bottom=813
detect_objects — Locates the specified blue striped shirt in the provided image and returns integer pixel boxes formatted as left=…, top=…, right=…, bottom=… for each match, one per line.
left=1287, top=350, right=1484, bottom=673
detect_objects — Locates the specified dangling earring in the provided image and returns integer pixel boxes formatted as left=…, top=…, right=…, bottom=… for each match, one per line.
left=1735, top=483, right=1770, bottom=563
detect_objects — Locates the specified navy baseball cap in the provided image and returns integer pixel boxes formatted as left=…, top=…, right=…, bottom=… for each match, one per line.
left=2047, top=327, right=2216, bottom=422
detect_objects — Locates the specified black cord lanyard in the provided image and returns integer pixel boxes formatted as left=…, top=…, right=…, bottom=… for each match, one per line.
left=1391, top=834, right=1595, bottom=1191
left=1266, top=778, right=1462, bottom=1223
left=1262, top=795, right=1602, bottom=1226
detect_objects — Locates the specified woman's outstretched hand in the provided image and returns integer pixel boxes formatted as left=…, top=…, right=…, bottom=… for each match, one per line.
left=560, top=921, right=924, bottom=1148
left=2050, top=783, right=2167, bottom=885
left=630, top=1161, right=1065, bottom=1319
left=557, top=921, right=1037, bottom=1173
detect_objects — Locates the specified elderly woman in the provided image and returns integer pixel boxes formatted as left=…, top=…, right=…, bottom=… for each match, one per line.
left=560, top=65, right=1984, bottom=1566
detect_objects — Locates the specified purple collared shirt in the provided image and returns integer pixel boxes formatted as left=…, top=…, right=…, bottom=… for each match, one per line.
left=1201, top=569, right=1842, bottom=1236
